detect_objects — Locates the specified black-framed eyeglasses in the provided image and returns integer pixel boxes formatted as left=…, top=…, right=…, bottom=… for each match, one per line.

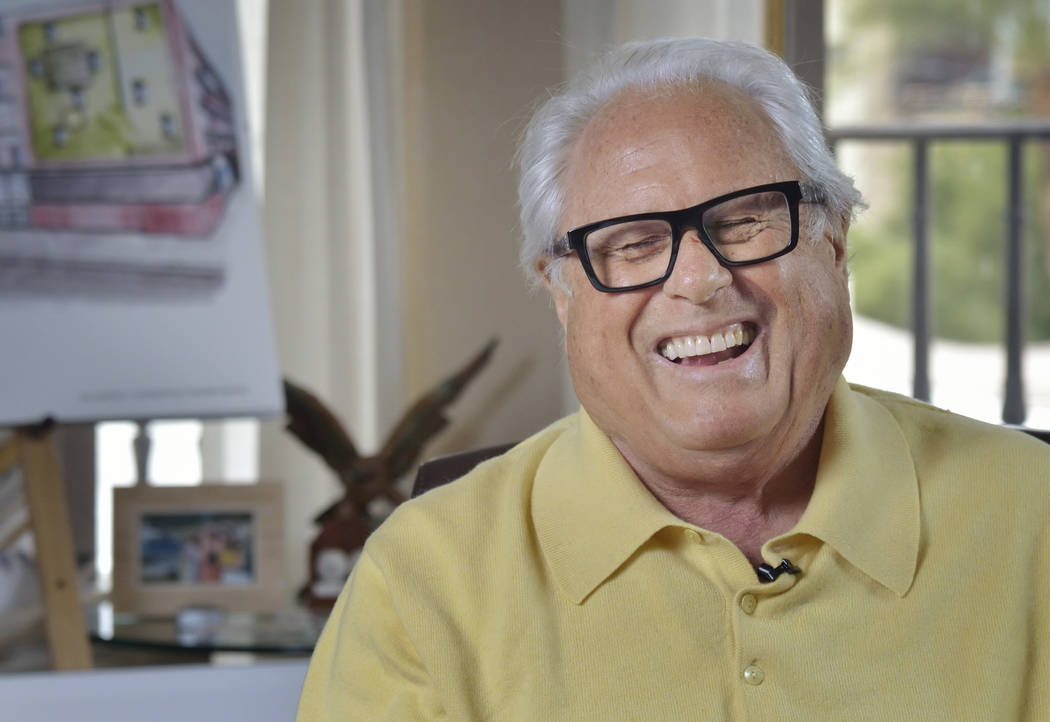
left=551, top=180, right=809, bottom=293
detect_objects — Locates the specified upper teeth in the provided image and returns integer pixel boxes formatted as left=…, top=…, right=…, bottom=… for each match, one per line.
left=659, top=325, right=754, bottom=361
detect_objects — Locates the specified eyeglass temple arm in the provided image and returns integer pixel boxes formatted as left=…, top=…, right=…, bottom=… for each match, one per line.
left=549, top=235, right=573, bottom=258
left=799, top=182, right=827, bottom=204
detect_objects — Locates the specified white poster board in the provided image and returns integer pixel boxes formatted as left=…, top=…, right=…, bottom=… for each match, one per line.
left=0, top=0, right=281, bottom=424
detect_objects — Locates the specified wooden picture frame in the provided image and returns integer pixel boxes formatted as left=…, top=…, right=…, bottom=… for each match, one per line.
left=112, top=483, right=285, bottom=614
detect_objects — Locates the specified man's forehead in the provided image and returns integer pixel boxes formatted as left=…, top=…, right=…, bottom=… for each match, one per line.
left=577, top=82, right=778, bottom=153
left=561, top=83, right=793, bottom=228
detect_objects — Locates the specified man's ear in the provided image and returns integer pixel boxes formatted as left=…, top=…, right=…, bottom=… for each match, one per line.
left=826, top=213, right=850, bottom=278
left=537, top=259, right=570, bottom=328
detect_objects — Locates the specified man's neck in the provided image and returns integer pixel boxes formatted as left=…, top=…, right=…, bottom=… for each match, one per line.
left=613, top=419, right=825, bottom=567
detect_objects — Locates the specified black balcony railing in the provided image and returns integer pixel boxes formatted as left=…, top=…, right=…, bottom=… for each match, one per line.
left=828, top=122, right=1050, bottom=425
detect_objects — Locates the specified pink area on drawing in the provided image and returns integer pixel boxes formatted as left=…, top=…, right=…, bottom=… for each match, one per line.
left=29, top=193, right=228, bottom=236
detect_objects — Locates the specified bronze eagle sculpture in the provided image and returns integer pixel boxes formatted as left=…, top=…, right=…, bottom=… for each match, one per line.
left=282, top=338, right=498, bottom=524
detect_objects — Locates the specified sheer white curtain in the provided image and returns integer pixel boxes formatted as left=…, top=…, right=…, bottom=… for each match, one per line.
left=257, top=0, right=391, bottom=594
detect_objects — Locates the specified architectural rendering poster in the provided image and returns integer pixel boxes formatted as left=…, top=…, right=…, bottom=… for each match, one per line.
left=0, top=0, right=281, bottom=425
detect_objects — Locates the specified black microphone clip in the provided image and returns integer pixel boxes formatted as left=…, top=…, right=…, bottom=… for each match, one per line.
left=756, top=558, right=801, bottom=584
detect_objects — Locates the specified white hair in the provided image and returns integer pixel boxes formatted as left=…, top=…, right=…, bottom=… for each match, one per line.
left=516, top=37, right=864, bottom=289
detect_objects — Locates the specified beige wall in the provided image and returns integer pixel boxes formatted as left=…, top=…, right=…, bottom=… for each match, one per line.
left=396, top=1, right=567, bottom=456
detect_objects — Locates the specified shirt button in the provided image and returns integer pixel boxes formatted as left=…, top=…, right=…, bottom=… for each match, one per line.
left=685, top=529, right=703, bottom=543
left=743, top=665, right=765, bottom=686
left=740, top=593, right=758, bottom=614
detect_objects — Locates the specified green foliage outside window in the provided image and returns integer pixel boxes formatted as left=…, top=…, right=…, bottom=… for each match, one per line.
left=832, top=0, right=1050, bottom=343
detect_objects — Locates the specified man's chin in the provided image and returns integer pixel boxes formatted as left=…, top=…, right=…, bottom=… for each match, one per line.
left=666, top=395, right=787, bottom=452
left=649, top=373, right=777, bottom=431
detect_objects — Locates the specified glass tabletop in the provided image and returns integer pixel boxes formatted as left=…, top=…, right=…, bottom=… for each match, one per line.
left=90, top=603, right=327, bottom=655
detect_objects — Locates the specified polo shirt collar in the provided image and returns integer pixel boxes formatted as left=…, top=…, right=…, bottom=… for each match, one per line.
left=789, top=377, right=920, bottom=596
left=533, top=378, right=921, bottom=603
left=532, top=408, right=677, bottom=604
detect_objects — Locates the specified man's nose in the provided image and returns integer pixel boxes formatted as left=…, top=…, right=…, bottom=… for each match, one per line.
left=661, top=229, right=733, bottom=304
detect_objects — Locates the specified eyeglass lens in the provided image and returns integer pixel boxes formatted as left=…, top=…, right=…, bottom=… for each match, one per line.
left=583, top=189, right=793, bottom=288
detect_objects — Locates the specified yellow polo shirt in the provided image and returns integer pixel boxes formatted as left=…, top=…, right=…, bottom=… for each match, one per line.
left=297, top=379, right=1050, bottom=721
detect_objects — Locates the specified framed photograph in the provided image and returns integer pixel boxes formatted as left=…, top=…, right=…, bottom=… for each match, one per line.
left=112, top=483, right=285, bottom=614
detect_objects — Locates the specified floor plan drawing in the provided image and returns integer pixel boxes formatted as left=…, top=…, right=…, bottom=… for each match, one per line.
left=0, top=0, right=240, bottom=296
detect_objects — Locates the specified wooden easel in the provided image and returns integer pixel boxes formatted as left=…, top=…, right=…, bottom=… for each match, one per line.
left=0, top=426, right=92, bottom=670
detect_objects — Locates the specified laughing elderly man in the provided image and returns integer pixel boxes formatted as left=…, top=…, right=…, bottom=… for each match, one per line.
left=298, top=38, right=1050, bottom=720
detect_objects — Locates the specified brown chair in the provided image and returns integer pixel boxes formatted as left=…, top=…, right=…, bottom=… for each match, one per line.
left=411, top=443, right=515, bottom=498
left=1017, top=427, right=1050, bottom=445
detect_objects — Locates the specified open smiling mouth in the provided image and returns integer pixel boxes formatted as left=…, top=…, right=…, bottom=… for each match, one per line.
left=657, top=323, right=756, bottom=366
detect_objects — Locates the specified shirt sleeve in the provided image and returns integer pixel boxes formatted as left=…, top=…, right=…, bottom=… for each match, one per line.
left=296, top=548, right=446, bottom=721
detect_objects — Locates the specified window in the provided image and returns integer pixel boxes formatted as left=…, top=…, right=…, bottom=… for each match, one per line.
left=828, top=0, right=1050, bottom=427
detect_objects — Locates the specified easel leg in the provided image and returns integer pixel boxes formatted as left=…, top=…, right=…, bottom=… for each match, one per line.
left=17, top=430, right=93, bottom=670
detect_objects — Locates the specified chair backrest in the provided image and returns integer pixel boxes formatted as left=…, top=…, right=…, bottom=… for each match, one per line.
left=411, top=443, right=515, bottom=498
left=1018, top=427, right=1050, bottom=445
